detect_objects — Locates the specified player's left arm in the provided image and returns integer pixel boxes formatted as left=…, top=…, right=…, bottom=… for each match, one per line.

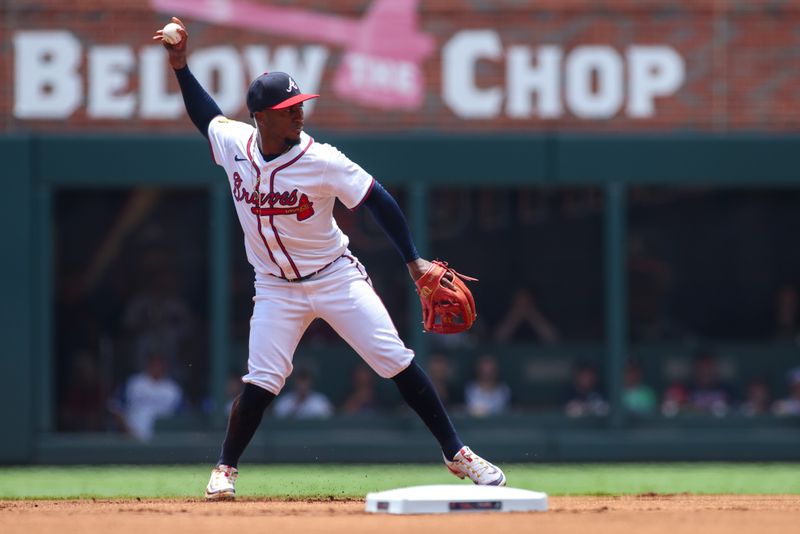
left=360, top=182, right=434, bottom=282
left=324, top=149, right=434, bottom=281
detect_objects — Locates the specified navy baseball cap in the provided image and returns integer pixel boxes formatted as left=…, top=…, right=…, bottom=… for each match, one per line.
left=246, top=72, right=319, bottom=114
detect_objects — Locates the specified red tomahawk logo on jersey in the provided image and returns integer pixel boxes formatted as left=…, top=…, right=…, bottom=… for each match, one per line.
left=151, top=0, right=435, bottom=110
left=250, top=193, right=314, bottom=221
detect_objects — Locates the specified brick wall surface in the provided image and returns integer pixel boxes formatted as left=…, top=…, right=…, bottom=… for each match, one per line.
left=2, top=0, right=799, bottom=132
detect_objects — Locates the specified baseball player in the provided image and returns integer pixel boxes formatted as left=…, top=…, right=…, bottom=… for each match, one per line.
left=153, top=18, right=506, bottom=500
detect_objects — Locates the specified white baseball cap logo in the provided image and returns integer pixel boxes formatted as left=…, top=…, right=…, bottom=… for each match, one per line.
left=287, top=78, right=299, bottom=92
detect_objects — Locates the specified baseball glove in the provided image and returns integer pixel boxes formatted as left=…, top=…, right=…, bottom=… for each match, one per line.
left=415, top=260, right=477, bottom=334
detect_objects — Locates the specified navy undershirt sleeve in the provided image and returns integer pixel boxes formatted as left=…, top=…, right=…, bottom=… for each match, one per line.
left=363, top=182, right=420, bottom=263
left=174, top=66, right=223, bottom=138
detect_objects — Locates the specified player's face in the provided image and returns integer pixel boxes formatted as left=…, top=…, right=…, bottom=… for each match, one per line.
left=263, top=103, right=305, bottom=146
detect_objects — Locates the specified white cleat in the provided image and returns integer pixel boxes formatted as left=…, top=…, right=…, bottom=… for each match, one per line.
left=205, top=464, right=238, bottom=500
left=443, top=446, right=506, bottom=486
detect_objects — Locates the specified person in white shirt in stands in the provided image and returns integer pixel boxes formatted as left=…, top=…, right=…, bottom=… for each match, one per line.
left=123, top=351, right=182, bottom=441
left=272, top=368, right=333, bottom=419
left=773, top=367, right=800, bottom=416
left=464, top=355, right=511, bottom=417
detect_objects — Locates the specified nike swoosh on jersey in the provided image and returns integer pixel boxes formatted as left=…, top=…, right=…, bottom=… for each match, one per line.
left=234, top=155, right=247, bottom=161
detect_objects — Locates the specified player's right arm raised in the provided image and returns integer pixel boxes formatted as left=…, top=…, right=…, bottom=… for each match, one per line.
left=153, top=17, right=223, bottom=139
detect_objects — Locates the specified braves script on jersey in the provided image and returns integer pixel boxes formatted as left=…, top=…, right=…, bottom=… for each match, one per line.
left=208, top=116, right=374, bottom=281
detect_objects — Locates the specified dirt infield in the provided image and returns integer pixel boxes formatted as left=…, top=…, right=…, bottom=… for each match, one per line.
left=2, top=495, right=798, bottom=534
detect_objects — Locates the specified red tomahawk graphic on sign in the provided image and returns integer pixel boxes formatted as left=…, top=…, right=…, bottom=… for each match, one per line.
left=151, top=0, right=435, bottom=110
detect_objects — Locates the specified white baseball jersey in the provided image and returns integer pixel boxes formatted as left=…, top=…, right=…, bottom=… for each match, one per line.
left=207, top=116, right=374, bottom=280
left=207, top=115, right=413, bottom=393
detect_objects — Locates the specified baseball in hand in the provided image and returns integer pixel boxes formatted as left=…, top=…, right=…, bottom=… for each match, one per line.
left=161, top=22, right=183, bottom=45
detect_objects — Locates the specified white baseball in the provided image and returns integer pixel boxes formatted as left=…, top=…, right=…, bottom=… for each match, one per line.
left=162, top=22, right=183, bottom=45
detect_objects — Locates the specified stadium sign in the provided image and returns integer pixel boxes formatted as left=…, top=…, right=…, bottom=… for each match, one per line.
left=13, top=28, right=684, bottom=122
left=444, top=30, right=684, bottom=120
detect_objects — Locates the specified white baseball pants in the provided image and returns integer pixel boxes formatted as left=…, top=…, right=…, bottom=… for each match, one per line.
left=242, top=254, right=414, bottom=394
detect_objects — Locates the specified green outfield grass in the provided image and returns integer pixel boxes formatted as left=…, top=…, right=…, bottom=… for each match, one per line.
left=0, top=463, right=798, bottom=499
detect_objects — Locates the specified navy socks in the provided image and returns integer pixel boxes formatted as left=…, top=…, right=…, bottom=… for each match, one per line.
left=218, top=383, right=276, bottom=468
left=392, top=360, right=464, bottom=460
left=219, top=362, right=464, bottom=467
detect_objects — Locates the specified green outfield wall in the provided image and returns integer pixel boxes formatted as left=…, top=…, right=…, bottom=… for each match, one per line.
left=1, top=133, right=799, bottom=464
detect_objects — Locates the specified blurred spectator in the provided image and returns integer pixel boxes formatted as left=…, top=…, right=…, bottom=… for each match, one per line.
left=773, top=367, right=800, bottom=416
left=273, top=368, right=333, bottom=419
left=660, top=380, right=689, bottom=417
left=493, top=287, right=560, bottom=344
left=59, top=350, right=110, bottom=432
left=464, top=354, right=511, bottom=417
left=122, top=351, right=182, bottom=441
left=772, top=285, right=799, bottom=342
left=341, top=364, right=379, bottom=415
left=198, top=371, right=245, bottom=417
left=426, top=353, right=461, bottom=409
left=686, top=349, right=734, bottom=416
left=225, top=374, right=244, bottom=416
left=563, top=362, right=608, bottom=417
left=628, top=233, right=688, bottom=342
left=478, top=189, right=511, bottom=231
left=739, top=378, right=772, bottom=417
left=622, top=361, right=657, bottom=416
left=122, top=250, right=193, bottom=379
left=663, top=349, right=734, bottom=417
